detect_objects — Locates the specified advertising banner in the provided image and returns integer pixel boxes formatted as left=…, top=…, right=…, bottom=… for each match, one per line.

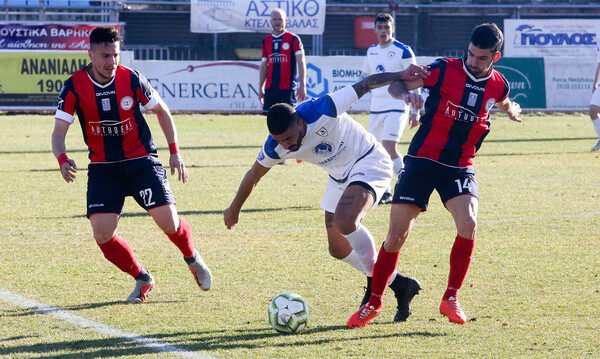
left=0, top=23, right=121, bottom=51
left=495, top=57, right=546, bottom=109
left=0, top=51, right=88, bottom=108
left=132, top=56, right=368, bottom=112
left=504, top=19, right=599, bottom=57
left=544, top=57, right=596, bottom=110
left=190, top=0, right=326, bottom=35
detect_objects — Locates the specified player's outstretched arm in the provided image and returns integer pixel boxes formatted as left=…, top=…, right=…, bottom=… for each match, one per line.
left=153, top=97, right=189, bottom=183
left=495, top=97, right=522, bottom=123
left=224, top=161, right=270, bottom=229
left=51, top=119, right=77, bottom=183
left=388, top=79, right=425, bottom=112
left=352, top=64, right=429, bottom=99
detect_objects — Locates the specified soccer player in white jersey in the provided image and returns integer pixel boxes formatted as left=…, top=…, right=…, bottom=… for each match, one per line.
left=224, top=64, right=429, bottom=322
left=589, top=44, right=600, bottom=151
left=361, top=13, right=420, bottom=203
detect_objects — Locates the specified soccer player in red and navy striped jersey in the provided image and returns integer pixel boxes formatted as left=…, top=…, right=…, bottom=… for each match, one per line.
left=259, top=8, right=306, bottom=116
left=51, top=27, right=212, bottom=303
left=348, top=23, right=522, bottom=328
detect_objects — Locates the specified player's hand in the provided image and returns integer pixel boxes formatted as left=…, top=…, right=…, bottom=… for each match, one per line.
left=258, top=89, right=265, bottom=105
left=399, top=64, right=430, bottom=82
left=401, top=93, right=424, bottom=112
left=169, top=153, right=189, bottom=184
left=223, top=207, right=240, bottom=229
left=508, top=101, right=522, bottom=123
left=296, top=85, right=306, bottom=102
left=409, top=113, right=421, bottom=129
left=60, top=159, right=77, bottom=183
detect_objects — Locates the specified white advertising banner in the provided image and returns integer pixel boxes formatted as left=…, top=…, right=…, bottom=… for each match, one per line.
left=128, top=56, right=597, bottom=112
left=130, top=56, right=370, bottom=112
left=134, top=60, right=263, bottom=112
left=504, top=19, right=600, bottom=57
left=190, top=0, right=326, bottom=35
left=544, top=57, right=596, bottom=110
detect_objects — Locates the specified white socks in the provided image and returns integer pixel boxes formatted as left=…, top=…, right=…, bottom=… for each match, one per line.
left=341, top=250, right=367, bottom=274
left=593, top=118, right=600, bottom=138
left=342, top=224, right=377, bottom=276
left=392, top=156, right=404, bottom=177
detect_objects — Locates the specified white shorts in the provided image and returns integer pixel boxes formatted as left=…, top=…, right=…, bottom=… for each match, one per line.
left=368, top=111, right=409, bottom=142
left=320, top=145, right=393, bottom=213
left=591, top=88, right=600, bottom=107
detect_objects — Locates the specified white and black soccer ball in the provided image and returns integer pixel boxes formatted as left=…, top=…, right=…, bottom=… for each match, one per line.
left=268, top=292, right=309, bottom=334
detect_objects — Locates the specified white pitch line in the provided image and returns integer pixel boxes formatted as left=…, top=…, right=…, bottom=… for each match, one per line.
left=0, top=288, right=217, bottom=359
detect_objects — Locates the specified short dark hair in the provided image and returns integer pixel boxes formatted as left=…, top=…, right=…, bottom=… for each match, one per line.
left=471, top=23, right=503, bottom=53
left=90, top=27, right=121, bottom=49
left=267, top=103, right=296, bottom=135
left=374, top=12, right=394, bottom=26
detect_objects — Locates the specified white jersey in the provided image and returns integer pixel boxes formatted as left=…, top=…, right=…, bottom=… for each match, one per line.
left=361, top=39, right=416, bottom=113
left=257, top=86, right=381, bottom=182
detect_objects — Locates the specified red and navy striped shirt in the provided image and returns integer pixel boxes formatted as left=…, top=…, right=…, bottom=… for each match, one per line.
left=56, top=64, right=159, bottom=163
left=408, top=57, right=509, bottom=168
left=262, top=31, right=303, bottom=91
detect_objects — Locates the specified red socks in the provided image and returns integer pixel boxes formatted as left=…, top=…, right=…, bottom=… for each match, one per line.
left=98, top=235, right=141, bottom=278
left=368, top=245, right=400, bottom=309
left=443, top=235, right=476, bottom=300
left=166, top=217, right=195, bottom=258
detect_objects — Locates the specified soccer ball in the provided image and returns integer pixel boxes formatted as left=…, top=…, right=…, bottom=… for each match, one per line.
left=268, top=292, right=309, bottom=334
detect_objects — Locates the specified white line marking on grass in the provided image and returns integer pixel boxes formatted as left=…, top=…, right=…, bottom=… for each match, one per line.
left=0, top=288, right=217, bottom=359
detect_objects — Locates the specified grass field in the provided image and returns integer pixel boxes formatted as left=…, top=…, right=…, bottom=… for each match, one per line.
left=0, top=111, right=599, bottom=358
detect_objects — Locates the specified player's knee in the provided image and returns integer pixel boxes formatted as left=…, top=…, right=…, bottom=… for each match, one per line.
left=159, top=219, right=179, bottom=235
left=93, top=230, right=117, bottom=244
left=457, top=216, right=477, bottom=236
left=332, top=215, right=358, bottom=235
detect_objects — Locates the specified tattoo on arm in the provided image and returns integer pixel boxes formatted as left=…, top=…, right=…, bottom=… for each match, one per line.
left=352, top=72, right=398, bottom=99
left=325, top=211, right=334, bottom=229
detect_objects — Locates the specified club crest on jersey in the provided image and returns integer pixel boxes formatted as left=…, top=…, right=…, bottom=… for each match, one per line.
left=316, top=127, right=328, bottom=137
left=468, top=92, right=478, bottom=107
left=387, top=51, right=395, bottom=59
left=282, top=42, right=290, bottom=50
left=313, top=141, right=334, bottom=157
left=101, top=98, right=110, bottom=112
left=120, top=96, right=134, bottom=111
left=485, top=98, right=496, bottom=112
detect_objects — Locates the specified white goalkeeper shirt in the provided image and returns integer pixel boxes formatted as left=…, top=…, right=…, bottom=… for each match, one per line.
left=361, top=39, right=416, bottom=113
left=257, top=85, right=381, bottom=182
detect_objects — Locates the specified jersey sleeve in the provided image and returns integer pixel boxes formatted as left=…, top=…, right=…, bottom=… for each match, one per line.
left=257, top=136, right=283, bottom=168
left=498, top=72, right=510, bottom=102
left=328, top=85, right=359, bottom=115
left=293, top=34, right=304, bottom=55
left=361, top=52, right=371, bottom=76
left=262, top=37, right=268, bottom=62
left=422, top=58, right=445, bottom=88
left=135, top=71, right=159, bottom=110
left=55, top=78, right=76, bottom=124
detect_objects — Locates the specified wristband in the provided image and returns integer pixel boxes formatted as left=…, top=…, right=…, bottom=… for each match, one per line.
left=169, top=142, right=180, bottom=155
left=57, top=153, right=69, bottom=168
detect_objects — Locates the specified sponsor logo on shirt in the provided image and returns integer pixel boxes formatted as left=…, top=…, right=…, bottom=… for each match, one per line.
left=88, top=118, right=134, bottom=137
left=444, top=100, right=488, bottom=123
left=269, top=53, right=288, bottom=64
left=316, top=127, right=328, bottom=137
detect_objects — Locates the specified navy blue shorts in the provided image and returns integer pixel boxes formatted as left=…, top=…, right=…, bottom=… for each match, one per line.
left=262, top=88, right=296, bottom=115
left=392, top=156, right=478, bottom=211
left=86, top=157, right=175, bottom=217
